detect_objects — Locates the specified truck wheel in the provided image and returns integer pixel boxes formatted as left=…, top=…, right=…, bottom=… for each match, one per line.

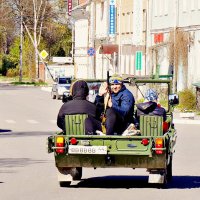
left=73, top=167, right=82, bottom=180
left=59, top=181, right=71, bottom=187
left=167, top=156, right=172, bottom=181
left=57, top=167, right=82, bottom=181
left=56, top=94, right=61, bottom=100
left=158, top=157, right=173, bottom=188
left=51, top=92, right=56, bottom=99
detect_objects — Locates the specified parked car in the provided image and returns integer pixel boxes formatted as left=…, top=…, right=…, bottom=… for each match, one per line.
left=87, top=82, right=101, bottom=102
left=51, top=77, right=72, bottom=100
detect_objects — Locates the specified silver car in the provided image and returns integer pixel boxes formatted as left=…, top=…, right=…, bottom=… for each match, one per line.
left=51, top=77, right=71, bottom=100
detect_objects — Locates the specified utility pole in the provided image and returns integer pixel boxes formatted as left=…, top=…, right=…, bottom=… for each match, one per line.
left=173, top=0, right=178, bottom=93
left=89, top=1, right=95, bottom=79
left=19, top=10, right=23, bottom=82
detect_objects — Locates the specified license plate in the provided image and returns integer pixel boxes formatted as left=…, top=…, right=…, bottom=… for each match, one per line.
left=68, top=145, right=107, bottom=155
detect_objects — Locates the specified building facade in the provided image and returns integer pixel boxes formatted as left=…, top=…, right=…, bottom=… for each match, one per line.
left=149, top=0, right=200, bottom=91
left=69, top=0, right=200, bottom=91
left=71, top=0, right=147, bottom=79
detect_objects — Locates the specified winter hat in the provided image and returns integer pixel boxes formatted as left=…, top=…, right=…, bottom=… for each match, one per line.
left=145, top=89, right=158, bottom=101
left=71, top=80, right=89, bottom=100
left=109, top=74, right=123, bottom=84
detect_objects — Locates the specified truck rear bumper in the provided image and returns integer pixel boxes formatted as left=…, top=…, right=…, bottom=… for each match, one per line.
left=55, top=154, right=166, bottom=169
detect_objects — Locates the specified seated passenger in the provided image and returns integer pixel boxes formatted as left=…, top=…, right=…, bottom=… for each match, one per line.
left=57, top=80, right=100, bottom=134
left=135, top=88, right=167, bottom=128
left=95, top=74, right=135, bottom=135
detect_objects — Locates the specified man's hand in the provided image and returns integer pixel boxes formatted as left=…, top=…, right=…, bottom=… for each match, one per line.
left=99, top=82, right=108, bottom=96
left=107, top=97, right=112, bottom=107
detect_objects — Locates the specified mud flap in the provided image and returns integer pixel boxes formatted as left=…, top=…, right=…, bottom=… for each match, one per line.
left=148, top=172, right=165, bottom=184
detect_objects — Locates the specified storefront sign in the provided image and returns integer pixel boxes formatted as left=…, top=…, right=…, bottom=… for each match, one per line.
left=109, top=0, right=116, bottom=36
left=135, top=51, right=142, bottom=70
left=68, top=0, right=72, bottom=16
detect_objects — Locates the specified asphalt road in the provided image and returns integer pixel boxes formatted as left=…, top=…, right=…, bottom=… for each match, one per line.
left=0, top=84, right=62, bottom=132
left=0, top=84, right=200, bottom=200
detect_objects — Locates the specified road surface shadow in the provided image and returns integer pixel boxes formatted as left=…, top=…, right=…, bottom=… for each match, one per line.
left=70, top=175, right=200, bottom=189
left=0, top=131, right=55, bottom=137
left=0, top=158, right=51, bottom=174
left=0, top=129, right=12, bottom=133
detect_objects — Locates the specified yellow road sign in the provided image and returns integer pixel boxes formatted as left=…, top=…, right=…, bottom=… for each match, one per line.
left=40, top=50, right=49, bottom=59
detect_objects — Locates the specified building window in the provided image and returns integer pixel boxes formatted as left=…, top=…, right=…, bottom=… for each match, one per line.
left=164, top=0, right=168, bottom=16
left=101, top=2, right=104, bottom=20
left=126, top=12, right=131, bottom=33
left=183, top=0, right=187, bottom=13
left=121, top=13, right=126, bottom=34
left=158, top=0, right=163, bottom=16
left=191, top=0, right=195, bottom=11
left=154, top=0, right=158, bottom=17
left=130, top=12, right=133, bottom=33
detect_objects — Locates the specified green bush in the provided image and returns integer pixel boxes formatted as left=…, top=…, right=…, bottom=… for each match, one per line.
left=136, top=98, right=144, bottom=104
left=1, top=56, right=16, bottom=76
left=178, top=89, right=196, bottom=111
left=6, top=68, right=19, bottom=77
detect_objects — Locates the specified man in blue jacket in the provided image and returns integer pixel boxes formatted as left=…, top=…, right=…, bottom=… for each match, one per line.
left=95, top=74, right=135, bottom=135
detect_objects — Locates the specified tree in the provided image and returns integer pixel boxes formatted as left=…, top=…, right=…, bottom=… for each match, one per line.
left=9, top=0, right=56, bottom=80
left=0, top=0, right=15, bottom=67
left=42, top=22, right=71, bottom=58
left=168, top=29, right=189, bottom=92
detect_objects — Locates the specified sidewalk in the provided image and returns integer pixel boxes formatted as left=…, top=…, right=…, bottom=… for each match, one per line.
left=41, top=86, right=52, bottom=92
left=173, top=111, right=200, bottom=125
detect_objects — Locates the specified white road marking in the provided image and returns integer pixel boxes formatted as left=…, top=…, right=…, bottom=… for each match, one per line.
left=26, top=120, right=39, bottom=124
left=4, top=119, right=59, bottom=125
left=5, top=120, right=16, bottom=124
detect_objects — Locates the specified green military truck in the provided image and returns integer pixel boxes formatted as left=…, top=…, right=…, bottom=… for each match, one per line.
left=47, top=77, right=178, bottom=187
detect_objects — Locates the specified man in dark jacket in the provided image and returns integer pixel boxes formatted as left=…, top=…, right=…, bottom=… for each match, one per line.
left=95, top=74, right=135, bottom=135
left=135, top=88, right=166, bottom=125
left=57, top=80, right=99, bottom=134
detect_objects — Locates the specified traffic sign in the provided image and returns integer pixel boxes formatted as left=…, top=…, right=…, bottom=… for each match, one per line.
left=135, top=51, right=142, bottom=70
left=40, top=50, right=49, bottom=60
left=87, top=47, right=96, bottom=56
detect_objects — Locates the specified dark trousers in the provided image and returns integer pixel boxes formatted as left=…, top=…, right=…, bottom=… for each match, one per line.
left=105, top=108, right=125, bottom=135
left=85, top=116, right=102, bottom=135
left=85, top=108, right=126, bottom=135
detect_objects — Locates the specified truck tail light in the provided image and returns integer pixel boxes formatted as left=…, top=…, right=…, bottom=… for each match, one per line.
left=155, top=138, right=163, bottom=154
left=141, top=138, right=149, bottom=146
left=70, top=137, right=78, bottom=145
left=56, top=136, right=65, bottom=153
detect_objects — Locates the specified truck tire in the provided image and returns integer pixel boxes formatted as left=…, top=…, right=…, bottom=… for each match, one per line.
left=73, top=167, right=82, bottom=180
left=56, top=93, right=60, bottom=100
left=51, top=92, right=56, bottom=99
left=57, top=167, right=82, bottom=180
left=167, top=156, right=172, bottom=181
left=158, top=156, right=173, bottom=188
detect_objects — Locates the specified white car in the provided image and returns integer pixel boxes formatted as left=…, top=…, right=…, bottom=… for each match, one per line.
left=51, top=77, right=71, bottom=100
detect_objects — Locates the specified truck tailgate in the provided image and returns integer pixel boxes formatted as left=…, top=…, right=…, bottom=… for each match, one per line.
left=65, top=135, right=155, bottom=156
